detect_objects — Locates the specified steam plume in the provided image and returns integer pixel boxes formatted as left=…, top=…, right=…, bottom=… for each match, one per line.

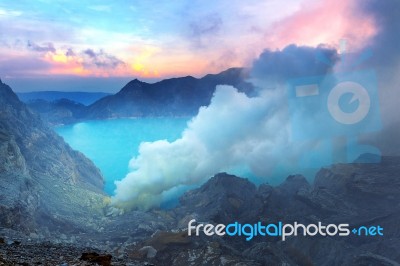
left=112, top=45, right=336, bottom=209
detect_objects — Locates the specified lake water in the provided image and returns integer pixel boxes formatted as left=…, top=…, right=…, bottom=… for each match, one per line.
left=55, top=118, right=189, bottom=195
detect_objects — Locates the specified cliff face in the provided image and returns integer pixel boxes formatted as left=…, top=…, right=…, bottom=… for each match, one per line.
left=0, top=80, right=106, bottom=233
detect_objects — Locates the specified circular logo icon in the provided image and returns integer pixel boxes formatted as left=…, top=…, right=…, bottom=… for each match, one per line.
left=327, top=81, right=370, bottom=125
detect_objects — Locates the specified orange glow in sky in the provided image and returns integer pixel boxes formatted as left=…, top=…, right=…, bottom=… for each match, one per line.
left=0, top=0, right=379, bottom=82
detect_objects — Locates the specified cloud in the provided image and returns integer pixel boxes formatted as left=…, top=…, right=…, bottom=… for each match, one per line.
left=82, top=49, right=126, bottom=69
left=361, top=0, right=400, bottom=67
left=83, top=49, right=96, bottom=58
left=65, top=48, right=75, bottom=57
left=0, top=39, right=129, bottom=77
left=185, top=13, right=223, bottom=48
left=27, top=41, right=56, bottom=53
left=189, top=13, right=222, bottom=36
left=42, top=47, right=129, bottom=77
left=0, top=56, right=52, bottom=76
left=206, top=49, right=240, bottom=72
left=357, top=0, right=400, bottom=155
left=0, top=8, right=22, bottom=17
left=265, top=0, right=376, bottom=51
left=251, top=44, right=338, bottom=86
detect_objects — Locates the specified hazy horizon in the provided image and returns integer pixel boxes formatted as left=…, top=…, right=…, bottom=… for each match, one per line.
left=3, top=67, right=243, bottom=93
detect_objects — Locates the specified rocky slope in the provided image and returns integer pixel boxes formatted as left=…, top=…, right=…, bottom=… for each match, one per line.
left=0, top=79, right=107, bottom=235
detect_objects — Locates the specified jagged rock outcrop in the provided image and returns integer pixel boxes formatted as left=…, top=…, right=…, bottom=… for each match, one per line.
left=177, top=172, right=263, bottom=223
left=132, top=157, right=400, bottom=265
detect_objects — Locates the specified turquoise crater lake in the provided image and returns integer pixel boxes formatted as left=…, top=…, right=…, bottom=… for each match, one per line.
left=55, top=118, right=189, bottom=195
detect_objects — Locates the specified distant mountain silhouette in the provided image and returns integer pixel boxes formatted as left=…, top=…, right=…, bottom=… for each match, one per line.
left=86, top=67, right=254, bottom=119
left=27, top=98, right=86, bottom=125
left=17, top=91, right=110, bottom=105
left=26, top=68, right=254, bottom=124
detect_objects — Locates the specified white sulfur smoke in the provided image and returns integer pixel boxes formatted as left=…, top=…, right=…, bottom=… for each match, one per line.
left=112, top=85, right=297, bottom=209
left=112, top=45, right=338, bottom=209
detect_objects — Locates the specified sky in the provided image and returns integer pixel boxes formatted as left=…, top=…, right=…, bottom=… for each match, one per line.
left=0, top=0, right=377, bottom=92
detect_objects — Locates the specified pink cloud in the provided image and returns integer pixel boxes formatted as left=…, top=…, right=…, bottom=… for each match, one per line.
left=265, top=0, right=377, bottom=51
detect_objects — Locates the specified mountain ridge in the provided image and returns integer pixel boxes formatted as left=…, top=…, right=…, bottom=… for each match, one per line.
left=26, top=67, right=254, bottom=124
left=85, top=67, right=254, bottom=119
left=17, top=91, right=110, bottom=105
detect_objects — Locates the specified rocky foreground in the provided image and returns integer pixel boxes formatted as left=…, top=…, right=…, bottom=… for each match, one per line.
left=1, top=80, right=400, bottom=265
left=1, top=156, right=400, bottom=265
